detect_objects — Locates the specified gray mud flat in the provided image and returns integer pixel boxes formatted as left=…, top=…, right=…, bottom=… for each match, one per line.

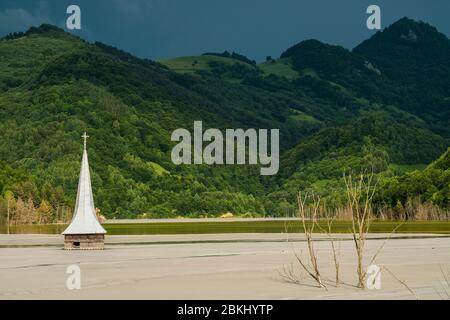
left=0, top=234, right=449, bottom=299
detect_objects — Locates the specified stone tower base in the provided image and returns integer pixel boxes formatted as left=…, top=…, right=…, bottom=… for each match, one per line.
left=64, top=234, right=105, bottom=250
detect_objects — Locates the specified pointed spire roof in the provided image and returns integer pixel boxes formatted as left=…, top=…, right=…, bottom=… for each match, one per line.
left=62, top=133, right=106, bottom=235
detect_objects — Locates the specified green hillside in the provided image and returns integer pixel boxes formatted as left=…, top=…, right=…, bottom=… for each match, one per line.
left=159, top=54, right=256, bottom=75
left=354, top=17, right=450, bottom=135
left=0, top=20, right=448, bottom=222
left=259, top=57, right=299, bottom=79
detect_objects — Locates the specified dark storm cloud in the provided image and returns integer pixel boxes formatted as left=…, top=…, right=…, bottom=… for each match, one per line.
left=0, top=0, right=449, bottom=62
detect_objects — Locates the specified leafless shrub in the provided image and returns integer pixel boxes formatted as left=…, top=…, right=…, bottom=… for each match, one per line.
left=291, top=192, right=326, bottom=289
left=333, top=205, right=354, bottom=220
left=281, top=170, right=409, bottom=291
left=344, top=170, right=407, bottom=289
left=315, top=207, right=341, bottom=287
left=344, top=171, right=378, bottom=288
left=278, top=263, right=305, bottom=285
left=377, top=197, right=449, bottom=221
left=327, top=215, right=341, bottom=287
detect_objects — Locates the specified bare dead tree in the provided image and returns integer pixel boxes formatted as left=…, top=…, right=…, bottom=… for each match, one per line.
left=294, top=192, right=326, bottom=289
left=368, top=222, right=403, bottom=270
left=314, top=205, right=341, bottom=287
left=344, top=171, right=378, bottom=288
left=326, top=211, right=341, bottom=287
left=383, top=266, right=418, bottom=299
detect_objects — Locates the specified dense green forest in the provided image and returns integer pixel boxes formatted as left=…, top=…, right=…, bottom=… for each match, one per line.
left=0, top=18, right=448, bottom=223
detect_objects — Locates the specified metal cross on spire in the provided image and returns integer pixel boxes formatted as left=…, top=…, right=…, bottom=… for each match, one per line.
left=82, top=132, right=89, bottom=150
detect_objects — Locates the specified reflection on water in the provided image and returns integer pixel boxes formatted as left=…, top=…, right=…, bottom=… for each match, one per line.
left=0, top=224, right=68, bottom=235
left=0, top=221, right=449, bottom=235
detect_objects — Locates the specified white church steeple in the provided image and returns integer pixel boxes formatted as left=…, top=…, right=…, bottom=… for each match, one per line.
left=62, top=133, right=106, bottom=236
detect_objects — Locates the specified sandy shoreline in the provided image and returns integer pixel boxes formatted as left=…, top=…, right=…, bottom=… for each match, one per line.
left=0, top=233, right=449, bottom=299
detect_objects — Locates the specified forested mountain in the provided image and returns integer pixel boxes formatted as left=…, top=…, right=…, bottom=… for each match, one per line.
left=354, top=17, right=450, bottom=135
left=0, top=19, right=448, bottom=221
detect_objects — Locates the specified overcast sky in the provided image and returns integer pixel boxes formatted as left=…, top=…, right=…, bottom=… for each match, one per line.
left=1, top=0, right=449, bottom=62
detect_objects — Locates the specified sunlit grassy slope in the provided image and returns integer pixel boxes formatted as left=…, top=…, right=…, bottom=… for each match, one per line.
left=259, top=57, right=299, bottom=79
left=160, top=55, right=300, bottom=80
left=158, top=54, right=255, bottom=74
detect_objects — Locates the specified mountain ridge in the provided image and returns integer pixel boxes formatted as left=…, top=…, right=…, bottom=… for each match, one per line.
left=0, top=18, right=448, bottom=220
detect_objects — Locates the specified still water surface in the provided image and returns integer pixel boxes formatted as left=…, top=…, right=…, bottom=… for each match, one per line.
left=1, top=221, right=449, bottom=235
